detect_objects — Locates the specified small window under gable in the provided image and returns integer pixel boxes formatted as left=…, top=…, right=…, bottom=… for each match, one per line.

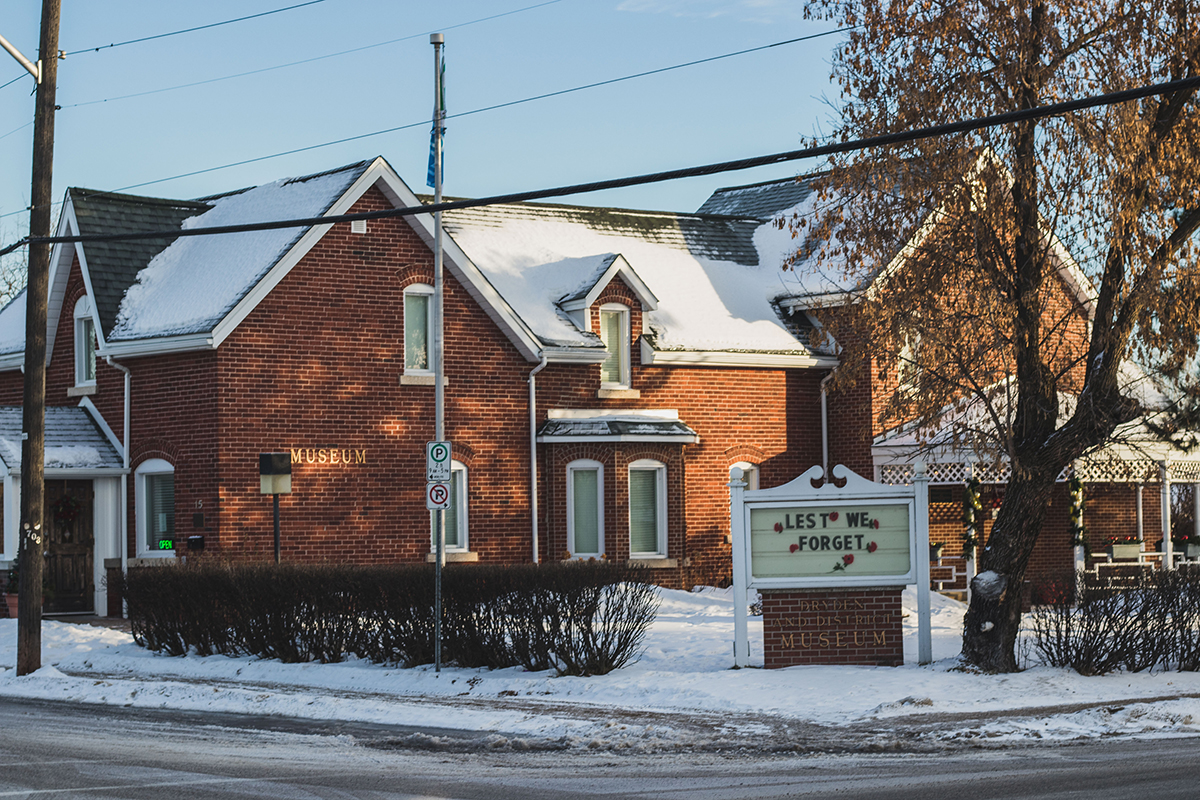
left=599, top=303, right=630, bottom=388
left=73, top=296, right=96, bottom=388
left=404, top=283, right=434, bottom=374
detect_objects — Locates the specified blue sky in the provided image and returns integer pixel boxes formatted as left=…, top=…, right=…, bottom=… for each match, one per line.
left=1, top=0, right=843, bottom=242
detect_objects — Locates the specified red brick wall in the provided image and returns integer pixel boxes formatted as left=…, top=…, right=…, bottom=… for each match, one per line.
left=761, top=587, right=904, bottom=667
left=208, top=186, right=538, bottom=565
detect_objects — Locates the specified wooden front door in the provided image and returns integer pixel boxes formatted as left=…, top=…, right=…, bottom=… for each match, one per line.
left=44, top=480, right=94, bottom=613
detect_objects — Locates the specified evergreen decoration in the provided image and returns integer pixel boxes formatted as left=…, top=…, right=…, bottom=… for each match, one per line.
left=1068, top=473, right=1087, bottom=547
left=51, top=494, right=81, bottom=526
left=962, top=478, right=982, bottom=559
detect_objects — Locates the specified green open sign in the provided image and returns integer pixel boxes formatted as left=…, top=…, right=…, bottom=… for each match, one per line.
left=157, top=538, right=175, bottom=551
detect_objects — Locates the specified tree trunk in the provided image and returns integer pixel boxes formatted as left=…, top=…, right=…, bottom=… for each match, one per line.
left=961, top=466, right=1059, bottom=671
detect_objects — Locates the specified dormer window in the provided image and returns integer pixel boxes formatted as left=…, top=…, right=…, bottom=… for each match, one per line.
left=599, top=303, right=630, bottom=388
left=74, top=297, right=96, bottom=388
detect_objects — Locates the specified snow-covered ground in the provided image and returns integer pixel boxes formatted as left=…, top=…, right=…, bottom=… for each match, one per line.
left=4, top=587, right=1200, bottom=749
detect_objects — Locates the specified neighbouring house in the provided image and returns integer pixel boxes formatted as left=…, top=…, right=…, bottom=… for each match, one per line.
left=0, top=157, right=1192, bottom=617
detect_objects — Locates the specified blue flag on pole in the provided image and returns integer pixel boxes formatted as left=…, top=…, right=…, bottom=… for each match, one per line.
left=427, top=53, right=445, bottom=188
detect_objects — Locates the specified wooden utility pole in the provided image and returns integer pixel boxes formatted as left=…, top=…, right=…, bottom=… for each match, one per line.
left=16, top=0, right=61, bottom=676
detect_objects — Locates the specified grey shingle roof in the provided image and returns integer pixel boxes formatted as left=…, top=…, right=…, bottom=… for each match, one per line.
left=696, top=176, right=816, bottom=219
left=537, top=417, right=698, bottom=442
left=435, top=200, right=764, bottom=268
left=70, top=189, right=212, bottom=340
left=0, top=405, right=123, bottom=471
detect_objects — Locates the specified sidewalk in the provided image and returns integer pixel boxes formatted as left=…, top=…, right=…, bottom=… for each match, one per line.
left=4, top=587, right=1200, bottom=752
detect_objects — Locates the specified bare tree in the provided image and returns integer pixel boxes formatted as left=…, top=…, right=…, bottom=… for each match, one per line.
left=0, top=222, right=29, bottom=308
left=797, top=0, right=1200, bottom=671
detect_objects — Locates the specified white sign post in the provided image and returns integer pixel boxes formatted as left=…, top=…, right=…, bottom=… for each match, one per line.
left=729, top=463, right=932, bottom=666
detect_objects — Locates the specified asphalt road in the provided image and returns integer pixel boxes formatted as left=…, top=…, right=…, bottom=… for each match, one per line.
left=2, top=697, right=1199, bottom=799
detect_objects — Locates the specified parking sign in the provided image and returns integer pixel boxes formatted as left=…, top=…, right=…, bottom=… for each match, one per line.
left=426, top=441, right=451, bottom=482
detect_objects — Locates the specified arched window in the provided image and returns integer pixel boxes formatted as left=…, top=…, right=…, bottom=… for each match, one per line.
left=135, top=458, right=175, bottom=557
left=567, top=459, right=604, bottom=558
left=731, top=461, right=759, bottom=490
left=629, top=459, right=667, bottom=557
left=404, top=283, right=435, bottom=374
left=433, top=460, right=469, bottom=552
left=74, top=296, right=96, bottom=388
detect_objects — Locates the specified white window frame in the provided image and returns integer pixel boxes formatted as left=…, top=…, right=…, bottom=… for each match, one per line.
left=567, top=459, right=605, bottom=558
left=404, top=283, right=435, bottom=375
left=73, top=296, right=97, bottom=388
left=135, top=458, right=176, bottom=558
left=732, top=461, right=760, bottom=491
left=598, top=303, right=631, bottom=389
left=432, top=460, right=468, bottom=552
left=628, top=458, right=667, bottom=558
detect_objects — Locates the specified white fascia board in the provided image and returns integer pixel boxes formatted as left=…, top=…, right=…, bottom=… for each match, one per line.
left=640, top=338, right=837, bottom=369
left=579, top=255, right=659, bottom=315
left=777, top=291, right=856, bottom=311
left=100, top=333, right=215, bottom=358
left=78, top=396, right=124, bottom=457
left=368, top=159, right=545, bottom=363
left=45, top=467, right=128, bottom=478
left=0, top=352, right=22, bottom=371
left=543, top=346, right=609, bottom=364
left=537, top=434, right=698, bottom=444
left=45, top=200, right=80, bottom=366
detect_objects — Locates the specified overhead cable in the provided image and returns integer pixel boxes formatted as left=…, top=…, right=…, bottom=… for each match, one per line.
left=2, top=72, right=1195, bottom=259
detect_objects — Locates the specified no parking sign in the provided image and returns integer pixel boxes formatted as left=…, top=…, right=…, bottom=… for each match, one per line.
left=426, top=481, right=450, bottom=510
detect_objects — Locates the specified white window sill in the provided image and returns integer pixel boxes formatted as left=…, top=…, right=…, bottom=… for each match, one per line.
left=597, top=387, right=640, bottom=399
left=401, top=373, right=449, bottom=386
left=129, top=554, right=177, bottom=567
left=629, top=557, right=677, bottom=569
left=425, top=551, right=478, bottom=563
left=67, top=384, right=97, bottom=397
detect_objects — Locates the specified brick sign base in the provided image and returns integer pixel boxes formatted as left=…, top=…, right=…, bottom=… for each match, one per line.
left=761, top=587, right=904, bottom=668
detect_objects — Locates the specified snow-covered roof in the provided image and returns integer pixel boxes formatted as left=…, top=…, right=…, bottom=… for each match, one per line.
left=110, top=162, right=370, bottom=340
left=439, top=199, right=827, bottom=355
left=0, top=405, right=123, bottom=472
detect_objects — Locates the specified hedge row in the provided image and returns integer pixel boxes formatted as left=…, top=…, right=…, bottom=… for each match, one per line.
left=120, top=560, right=660, bottom=676
left=1030, top=567, right=1200, bottom=675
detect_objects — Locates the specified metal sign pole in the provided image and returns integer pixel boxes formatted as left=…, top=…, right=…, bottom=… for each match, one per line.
left=430, top=32, right=446, bottom=674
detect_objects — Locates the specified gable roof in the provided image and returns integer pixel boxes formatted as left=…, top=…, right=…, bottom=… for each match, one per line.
left=438, top=199, right=831, bottom=363
left=0, top=405, right=123, bottom=473
left=0, top=158, right=841, bottom=370
left=71, top=189, right=212, bottom=340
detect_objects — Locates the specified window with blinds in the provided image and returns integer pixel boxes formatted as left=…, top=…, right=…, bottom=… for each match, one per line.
left=443, top=466, right=465, bottom=549
left=629, top=464, right=664, bottom=556
left=571, top=468, right=601, bottom=555
left=598, top=306, right=628, bottom=387
left=77, top=317, right=96, bottom=384
left=145, top=473, right=175, bottom=550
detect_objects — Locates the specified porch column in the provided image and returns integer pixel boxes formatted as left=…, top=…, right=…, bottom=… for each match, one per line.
left=1194, top=482, right=1199, bottom=547
left=1161, top=461, right=1172, bottom=570
left=1136, top=483, right=1144, bottom=542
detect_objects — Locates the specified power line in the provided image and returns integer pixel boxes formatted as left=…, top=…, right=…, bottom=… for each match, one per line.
left=4, top=73, right=1196, bottom=259
left=61, top=1, right=330, bottom=56
left=58, top=0, right=565, bottom=110
left=104, top=27, right=853, bottom=194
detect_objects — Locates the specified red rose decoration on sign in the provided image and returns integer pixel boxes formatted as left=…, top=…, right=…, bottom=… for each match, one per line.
left=829, top=511, right=839, bottom=521
left=867, top=541, right=878, bottom=553
left=774, top=522, right=784, bottom=533
left=789, top=543, right=799, bottom=553
left=842, top=553, right=854, bottom=565
left=872, top=519, right=880, bottom=529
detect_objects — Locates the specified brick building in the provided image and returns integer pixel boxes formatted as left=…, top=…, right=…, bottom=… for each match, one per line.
left=0, top=157, right=1193, bottom=616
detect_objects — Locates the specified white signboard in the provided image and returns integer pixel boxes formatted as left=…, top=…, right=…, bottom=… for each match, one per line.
left=426, top=481, right=451, bottom=510
left=426, top=441, right=451, bottom=482
left=729, top=463, right=931, bottom=665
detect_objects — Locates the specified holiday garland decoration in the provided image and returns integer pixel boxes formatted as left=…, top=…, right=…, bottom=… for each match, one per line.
left=1068, top=473, right=1086, bottom=547
left=962, top=478, right=982, bottom=559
